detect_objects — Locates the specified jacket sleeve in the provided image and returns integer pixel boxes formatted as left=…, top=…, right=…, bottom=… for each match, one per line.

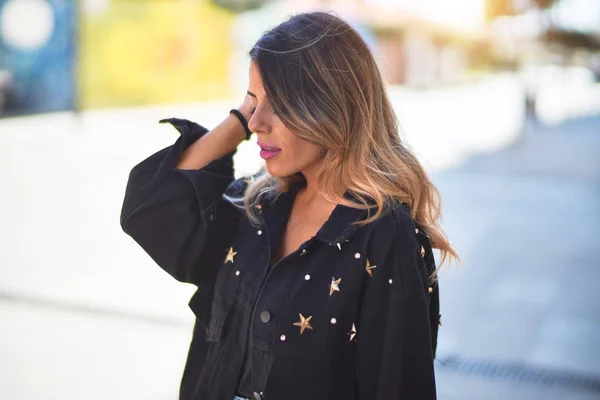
left=120, top=118, right=245, bottom=286
left=355, top=211, right=437, bottom=399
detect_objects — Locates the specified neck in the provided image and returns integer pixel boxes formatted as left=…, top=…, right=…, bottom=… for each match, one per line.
left=298, top=165, right=321, bottom=203
left=297, top=162, right=349, bottom=205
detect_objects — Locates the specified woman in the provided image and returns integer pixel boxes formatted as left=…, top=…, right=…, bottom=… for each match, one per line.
left=121, top=12, right=456, bottom=400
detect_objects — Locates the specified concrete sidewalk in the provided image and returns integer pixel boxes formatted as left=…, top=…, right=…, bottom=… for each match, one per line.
left=434, top=115, right=600, bottom=399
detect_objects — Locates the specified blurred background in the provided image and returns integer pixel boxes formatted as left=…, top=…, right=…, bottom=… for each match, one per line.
left=0, top=0, right=599, bottom=399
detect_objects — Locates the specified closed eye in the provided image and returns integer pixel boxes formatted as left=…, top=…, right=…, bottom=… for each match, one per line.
left=250, top=106, right=278, bottom=116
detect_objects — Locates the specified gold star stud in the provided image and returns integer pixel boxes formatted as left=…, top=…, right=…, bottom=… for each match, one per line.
left=293, top=313, right=313, bottom=334
left=421, top=246, right=426, bottom=257
left=349, top=323, right=357, bottom=342
left=330, top=277, right=342, bottom=296
left=225, top=247, right=237, bottom=263
left=366, top=259, right=377, bottom=277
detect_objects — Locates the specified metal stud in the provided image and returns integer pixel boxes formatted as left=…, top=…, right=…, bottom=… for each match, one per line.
left=305, top=274, right=311, bottom=281
left=354, top=252, right=361, bottom=259
left=257, top=230, right=262, bottom=235
left=388, top=278, right=393, bottom=284
left=235, top=270, right=240, bottom=276
left=280, top=334, right=286, bottom=341
left=331, top=318, right=337, bottom=325
left=428, top=287, right=433, bottom=293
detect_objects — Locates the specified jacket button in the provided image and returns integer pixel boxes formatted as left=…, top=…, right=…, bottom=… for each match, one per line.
left=260, top=310, right=271, bottom=323
left=253, top=392, right=263, bottom=400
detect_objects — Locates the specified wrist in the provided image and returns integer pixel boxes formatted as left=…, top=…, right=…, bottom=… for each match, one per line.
left=229, top=109, right=252, bottom=140
left=237, top=105, right=253, bottom=122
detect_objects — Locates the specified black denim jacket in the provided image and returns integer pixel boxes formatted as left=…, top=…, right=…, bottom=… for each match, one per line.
left=120, top=118, right=439, bottom=400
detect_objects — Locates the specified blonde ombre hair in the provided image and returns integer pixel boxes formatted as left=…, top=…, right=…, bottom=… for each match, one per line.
left=237, top=12, right=457, bottom=267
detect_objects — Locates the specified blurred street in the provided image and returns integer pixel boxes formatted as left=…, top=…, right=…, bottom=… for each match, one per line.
left=0, top=109, right=598, bottom=399
left=434, top=114, right=600, bottom=399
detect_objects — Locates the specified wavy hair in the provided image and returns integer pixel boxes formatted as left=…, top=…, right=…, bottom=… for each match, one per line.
left=234, top=12, right=457, bottom=267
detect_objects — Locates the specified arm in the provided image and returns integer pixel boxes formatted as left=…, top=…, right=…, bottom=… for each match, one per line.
left=355, top=213, right=437, bottom=399
left=120, top=101, right=253, bottom=285
left=175, top=98, right=252, bottom=170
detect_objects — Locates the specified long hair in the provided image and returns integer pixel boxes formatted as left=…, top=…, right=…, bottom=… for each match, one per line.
left=236, top=12, right=457, bottom=267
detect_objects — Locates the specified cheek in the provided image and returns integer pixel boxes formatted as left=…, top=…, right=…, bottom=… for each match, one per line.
left=274, top=128, right=324, bottom=169
left=290, top=142, right=325, bottom=166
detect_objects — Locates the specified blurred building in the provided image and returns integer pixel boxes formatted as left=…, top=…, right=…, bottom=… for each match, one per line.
left=0, top=0, right=76, bottom=116
left=2, top=0, right=598, bottom=117
left=0, top=0, right=235, bottom=115
left=231, top=0, right=487, bottom=89
left=362, top=0, right=487, bottom=87
left=78, top=0, right=234, bottom=109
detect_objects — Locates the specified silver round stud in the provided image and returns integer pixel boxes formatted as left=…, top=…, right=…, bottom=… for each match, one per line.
left=388, top=278, right=393, bottom=284
left=428, top=287, right=433, bottom=293
left=304, top=274, right=311, bottom=281
left=354, top=253, right=361, bottom=259
left=235, top=270, right=240, bottom=276
left=257, top=230, right=262, bottom=235
left=331, top=318, right=337, bottom=324
left=280, top=334, right=286, bottom=341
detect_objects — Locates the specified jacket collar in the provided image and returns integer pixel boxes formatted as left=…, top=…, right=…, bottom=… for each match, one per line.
left=262, top=184, right=371, bottom=246
left=313, top=203, right=369, bottom=245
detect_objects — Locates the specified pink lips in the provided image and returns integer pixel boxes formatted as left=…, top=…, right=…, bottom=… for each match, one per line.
left=260, top=150, right=281, bottom=159
left=258, top=143, right=281, bottom=160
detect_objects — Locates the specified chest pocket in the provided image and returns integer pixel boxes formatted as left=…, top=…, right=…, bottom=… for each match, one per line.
left=205, top=289, right=235, bottom=342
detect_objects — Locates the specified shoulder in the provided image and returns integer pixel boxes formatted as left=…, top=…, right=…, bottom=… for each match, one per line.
left=358, top=201, right=432, bottom=306
left=224, top=176, right=250, bottom=198
left=224, top=173, right=280, bottom=201
left=365, top=200, right=435, bottom=289
left=222, top=174, right=263, bottom=207
left=368, top=201, right=419, bottom=246
left=364, top=201, right=429, bottom=277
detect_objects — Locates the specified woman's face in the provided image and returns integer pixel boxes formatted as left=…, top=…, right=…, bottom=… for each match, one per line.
left=247, top=61, right=325, bottom=179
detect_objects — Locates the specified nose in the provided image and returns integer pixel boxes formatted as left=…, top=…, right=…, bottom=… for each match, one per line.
left=248, top=107, right=269, bottom=135
left=247, top=112, right=260, bottom=134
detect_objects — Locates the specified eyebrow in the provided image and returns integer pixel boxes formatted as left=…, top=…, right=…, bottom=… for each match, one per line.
left=247, top=90, right=257, bottom=98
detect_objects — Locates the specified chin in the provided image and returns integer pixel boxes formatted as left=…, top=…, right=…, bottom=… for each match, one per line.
left=265, top=164, right=286, bottom=178
left=265, top=161, right=296, bottom=179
